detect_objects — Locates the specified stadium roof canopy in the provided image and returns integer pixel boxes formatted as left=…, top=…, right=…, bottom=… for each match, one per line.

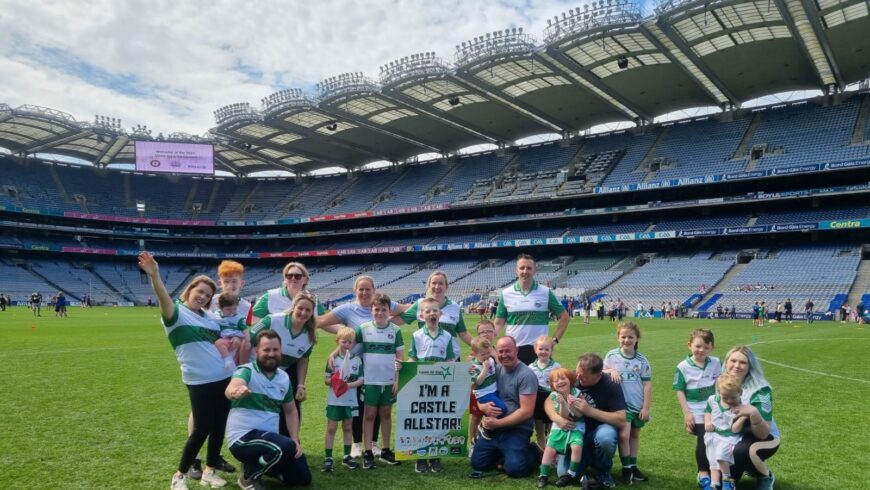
left=2, top=0, right=869, bottom=176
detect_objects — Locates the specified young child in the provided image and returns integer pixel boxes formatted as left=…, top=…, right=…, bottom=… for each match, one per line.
left=673, top=328, right=722, bottom=490
left=468, top=320, right=497, bottom=447
left=210, top=260, right=253, bottom=363
left=603, top=322, right=652, bottom=484
left=529, top=335, right=560, bottom=450
left=704, top=375, right=748, bottom=490
left=469, top=336, right=506, bottom=443
left=356, top=293, right=404, bottom=469
left=323, top=327, right=365, bottom=472
left=214, top=293, right=247, bottom=370
left=404, top=297, right=455, bottom=473
left=536, top=367, right=584, bottom=488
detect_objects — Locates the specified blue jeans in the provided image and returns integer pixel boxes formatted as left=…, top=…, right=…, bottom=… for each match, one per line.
left=556, top=423, right=618, bottom=477
left=471, top=427, right=538, bottom=478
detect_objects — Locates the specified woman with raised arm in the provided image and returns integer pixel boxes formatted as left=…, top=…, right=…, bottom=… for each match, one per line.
left=393, top=270, right=472, bottom=361
left=722, top=346, right=780, bottom=490
left=138, top=251, right=230, bottom=490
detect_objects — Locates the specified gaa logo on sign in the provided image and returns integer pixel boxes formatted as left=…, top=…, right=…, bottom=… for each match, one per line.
left=150, top=160, right=160, bottom=167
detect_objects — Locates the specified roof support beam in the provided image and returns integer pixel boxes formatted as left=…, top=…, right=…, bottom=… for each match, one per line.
left=643, top=21, right=739, bottom=107
left=22, top=129, right=94, bottom=153
left=315, top=102, right=443, bottom=154
left=261, top=115, right=384, bottom=159
left=212, top=129, right=339, bottom=169
left=378, top=85, right=500, bottom=144
left=777, top=0, right=844, bottom=90
left=541, top=49, right=653, bottom=122
left=451, top=69, right=567, bottom=133
left=93, top=135, right=128, bottom=167
left=213, top=154, right=242, bottom=176
left=532, top=52, right=643, bottom=122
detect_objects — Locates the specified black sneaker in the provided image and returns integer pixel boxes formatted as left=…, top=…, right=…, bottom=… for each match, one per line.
left=631, top=467, right=648, bottom=482
left=188, top=458, right=203, bottom=480
left=478, top=428, right=492, bottom=441
left=215, top=455, right=236, bottom=473
left=378, top=448, right=400, bottom=465
left=322, top=457, right=334, bottom=472
left=415, top=459, right=429, bottom=473
left=536, top=475, right=549, bottom=488
left=622, top=467, right=634, bottom=484
left=429, top=459, right=443, bottom=473
left=342, top=455, right=359, bottom=470
left=363, top=451, right=376, bottom=470
left=556, top=474, right=577, bottom=487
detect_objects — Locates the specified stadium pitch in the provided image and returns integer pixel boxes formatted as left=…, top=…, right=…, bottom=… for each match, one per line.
left=2, top=307, right=866, bottom=489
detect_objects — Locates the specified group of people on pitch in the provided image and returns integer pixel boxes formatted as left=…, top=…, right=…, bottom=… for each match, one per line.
left=139, top=251, right=780, bottom=490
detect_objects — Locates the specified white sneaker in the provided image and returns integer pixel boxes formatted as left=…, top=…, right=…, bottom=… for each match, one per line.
left=171, top=473, right=188, bottom=490
left=371, top=442, right=382, bottom=457
left=350, top=442, right=362, bottom=458
left=200, top=468, right=226, bottom=488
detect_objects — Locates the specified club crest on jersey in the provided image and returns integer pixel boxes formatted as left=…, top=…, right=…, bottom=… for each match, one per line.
left=535, top=301, right=544, bottom=308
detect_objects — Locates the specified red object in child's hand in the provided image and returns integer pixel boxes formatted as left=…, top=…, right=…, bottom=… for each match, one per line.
left=330, top=371, right=348, bottom=397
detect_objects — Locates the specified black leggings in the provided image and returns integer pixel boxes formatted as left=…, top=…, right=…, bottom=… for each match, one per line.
left=279, top=366, right=303, bottom=438
left=692, top=425, right=709, bottom=472
left=517, top=344, right=536, bottom=365
left=732, top=433, right=779, bottom=482
left=351, top=387, right=380, bottom=444
left=180, top=378, right=231, bottom=472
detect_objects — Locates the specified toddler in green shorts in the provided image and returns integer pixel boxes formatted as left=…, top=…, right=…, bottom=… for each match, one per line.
left=323, top=327, right=365, bottom=472
left=537, top=367, right=584, bottom=488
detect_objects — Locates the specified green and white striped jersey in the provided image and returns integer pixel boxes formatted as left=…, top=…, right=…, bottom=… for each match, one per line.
left=354, top=321, right=404, bottom=385
left=603, top=348, right=652, bottom=414
left=162, top=303, right=226, bottom=385
left=408, top=327, right=455, bottom=362
left=496, top=280, right=565, bottom=347
left=673, top=355, right=721, bottom=423
left=249, top=313, right=314, bottom=369
left=226, top=361, right=293, bottom=445
left=400, top=297, right=466, bottom=360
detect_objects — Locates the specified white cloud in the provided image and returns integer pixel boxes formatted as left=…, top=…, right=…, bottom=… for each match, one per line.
left=0, top=0, right=578, bottom=135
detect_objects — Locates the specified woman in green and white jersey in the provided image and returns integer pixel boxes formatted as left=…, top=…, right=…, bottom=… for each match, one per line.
left=139, top=251, right=230, bottom=490
left=251, top=261, right=328, bottom=325
left=723, top=346, right=780, bottom=490
left=394, top=270, right=472, bottom=361
left=249, top=291, right=318, bottom=436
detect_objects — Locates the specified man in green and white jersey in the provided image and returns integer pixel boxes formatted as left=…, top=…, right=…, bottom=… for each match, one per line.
left=225, top=330, right=311, bottom=489
left=495, top=254, right=569, bottom=364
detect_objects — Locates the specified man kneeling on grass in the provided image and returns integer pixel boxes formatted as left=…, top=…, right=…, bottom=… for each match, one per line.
left=225, top=329, right=312, bottom=489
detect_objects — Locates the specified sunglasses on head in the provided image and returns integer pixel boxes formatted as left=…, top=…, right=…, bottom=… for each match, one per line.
left=285, top=273, right=305, bottom=280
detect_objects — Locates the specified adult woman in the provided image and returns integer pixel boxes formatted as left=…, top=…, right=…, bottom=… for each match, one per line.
left=251, top=261, right=327, bottom=324
left=138, top=251, right=229, bottom=490
left=318, top=275, right=403, bottom=458
left=249, top=291, right=318, bottom=437
left=723, top=346, right=780, bottom=490
left=394, top=270, right=472, bottom=361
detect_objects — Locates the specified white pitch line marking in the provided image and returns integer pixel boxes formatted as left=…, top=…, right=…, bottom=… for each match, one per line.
left=747, top=337, right=870, bottom=384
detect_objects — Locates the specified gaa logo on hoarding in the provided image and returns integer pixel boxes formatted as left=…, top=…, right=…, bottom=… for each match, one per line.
left=150, top=160, right=160, bottom=167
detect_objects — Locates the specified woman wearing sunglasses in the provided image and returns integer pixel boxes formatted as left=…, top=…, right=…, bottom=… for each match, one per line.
left=251, top=262, right=331, bottom=326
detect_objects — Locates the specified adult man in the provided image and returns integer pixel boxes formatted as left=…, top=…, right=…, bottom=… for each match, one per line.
left=805, top=299, right=814, bottom=324
left=783, top=299, right=793, bottom=323
left=470, top=336, right=539, bottom=478
left=495, top=254, right=569, bottom=364
left=225, top=330, right=311, bottom=490
left=550, top=353, right=626, bottom=488
left=29, top=291, right=42, bottom=317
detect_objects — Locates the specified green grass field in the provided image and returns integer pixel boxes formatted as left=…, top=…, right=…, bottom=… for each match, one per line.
left=1, top=306, right=866, bottom=489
